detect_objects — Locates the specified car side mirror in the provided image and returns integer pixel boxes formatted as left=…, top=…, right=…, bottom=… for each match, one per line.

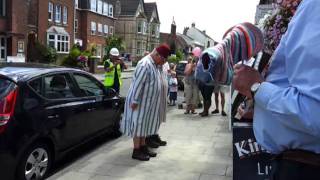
left=105, top=88, right=117, bottom=97
left=23, top=98, right=39, bottom=110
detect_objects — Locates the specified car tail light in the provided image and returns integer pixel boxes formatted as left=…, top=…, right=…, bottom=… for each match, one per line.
left=0, top=88, right=18, bottom=134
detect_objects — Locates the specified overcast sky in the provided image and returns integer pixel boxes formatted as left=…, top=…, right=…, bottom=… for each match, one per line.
left=144, top=0, right=260, bottom=41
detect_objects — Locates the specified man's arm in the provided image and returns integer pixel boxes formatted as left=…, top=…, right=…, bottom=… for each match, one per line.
left=254, top=0, right=320, bottom=137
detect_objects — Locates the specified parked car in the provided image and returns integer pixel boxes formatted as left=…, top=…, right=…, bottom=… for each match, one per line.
left=175, top=60, right=188, bottom=90
left=0, top=63, right=124, bottom=180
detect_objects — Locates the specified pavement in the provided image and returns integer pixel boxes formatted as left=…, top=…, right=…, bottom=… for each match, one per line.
left=47, top=94, right=233, bottom=180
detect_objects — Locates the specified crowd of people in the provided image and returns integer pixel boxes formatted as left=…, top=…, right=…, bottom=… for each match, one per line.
left=105, top=0, right=320, bottom=179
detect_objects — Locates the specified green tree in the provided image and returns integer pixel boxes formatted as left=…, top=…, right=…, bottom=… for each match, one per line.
left=104, top=35, right=125, bottom=60
left=176, top=49, right=183, bottom=61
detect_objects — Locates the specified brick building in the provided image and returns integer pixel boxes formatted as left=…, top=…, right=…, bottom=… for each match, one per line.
left=0, top=0, right=75, bottom=62
left=75, top=0, right=116, bottom=60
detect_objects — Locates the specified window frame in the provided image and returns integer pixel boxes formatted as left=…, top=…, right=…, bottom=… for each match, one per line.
left=75, top=19, right=78, bottom=33
left=48, top=2, right=53, bottom=21
left=97, top=0, right=103, bottom=14
left=98, top=23, right=103, bottom=33
left=136, top=41, right=142, bottom=56
left=75, top=0, right=78, bottom=8
left=109, top=26, right=114, bottom=35
left=63, top=6, right=68, bottom=25
left=47, top=33, right=70, bottom=53
left=91, top=21, right=96, bottom=35
left=71, top=72, right=106, bottom=98
left=0, top=0, right=5, bottom=17
left=104, top=24, right=108, bottom=34
left=103, top=2, right=108, bottom=16
left=55, top=4, right=62, bottom=23
left=108, top=4, right=113, bottom=17
left=137, top=21, right=142, bottom=34
left=91, top=0, right=97, bottom=12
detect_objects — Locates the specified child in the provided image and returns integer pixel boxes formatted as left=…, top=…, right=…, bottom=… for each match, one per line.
left=169, top=71, right=178, bottom=106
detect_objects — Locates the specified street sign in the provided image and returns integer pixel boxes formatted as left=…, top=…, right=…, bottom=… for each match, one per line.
left=233, top=122, right=275, bottom=180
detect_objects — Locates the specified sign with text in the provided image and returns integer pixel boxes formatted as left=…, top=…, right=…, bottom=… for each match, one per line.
left=233, top=123, right=275, bottom=180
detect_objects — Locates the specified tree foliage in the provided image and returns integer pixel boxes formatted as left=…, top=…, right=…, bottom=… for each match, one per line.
left=104, top=35, right=125, bottom=60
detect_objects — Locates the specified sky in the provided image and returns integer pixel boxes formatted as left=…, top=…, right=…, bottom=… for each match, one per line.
left=144, top=0, right=260, bottom=41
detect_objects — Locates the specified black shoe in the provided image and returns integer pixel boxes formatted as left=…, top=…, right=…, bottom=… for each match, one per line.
left=141, top=145, right=157, bottom=157
left=221, top=111, right=227, bottom=116
left=153, top=135, right=167, bottom=146
left=132, top=149, right=150, bottom=161
left=146, top=137, right=160, bottom=148
left=211, top=109, right=219, bottom=114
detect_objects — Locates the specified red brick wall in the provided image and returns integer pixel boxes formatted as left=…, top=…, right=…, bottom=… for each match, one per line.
left=78, top=10, right=115, bottom=51
left=38, top=0, right=74, bottom=47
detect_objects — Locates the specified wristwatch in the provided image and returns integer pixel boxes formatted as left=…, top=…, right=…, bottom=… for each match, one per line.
left=250, top=82, right=261, bottom=98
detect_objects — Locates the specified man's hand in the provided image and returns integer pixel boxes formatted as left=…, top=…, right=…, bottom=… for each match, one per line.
left=131, top=103, right=138, bottom=110
left=233, top=64, right=263, bottom=98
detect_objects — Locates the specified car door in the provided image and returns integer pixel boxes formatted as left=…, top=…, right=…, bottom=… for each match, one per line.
left=71, top=72, right=120, bottom=135
left=40, top=73, right=92, bottom=150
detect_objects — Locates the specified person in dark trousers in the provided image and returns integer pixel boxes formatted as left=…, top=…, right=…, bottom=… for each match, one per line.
left=233, top=0, right=320, bottom=179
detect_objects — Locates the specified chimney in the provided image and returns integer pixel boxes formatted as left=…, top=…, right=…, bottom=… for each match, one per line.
left=183, top=27, right=189, bottom=35
left=171, top=17, right=176, bottom=36
left=191, top=23, right=195, bottom=28
left=203, top=30, right=206, bottom=34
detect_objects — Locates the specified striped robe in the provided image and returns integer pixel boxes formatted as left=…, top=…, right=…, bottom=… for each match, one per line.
left=159, top=66, right=168, bottom=123
left=120, top=55, right=162, bottom=137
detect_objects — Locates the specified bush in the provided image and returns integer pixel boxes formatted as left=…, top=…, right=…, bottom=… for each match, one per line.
left=29, top=41, right=57, bottom=63
left=60, top=46, right=91, bottom=70
left=168, top=54, right=179, bottom=64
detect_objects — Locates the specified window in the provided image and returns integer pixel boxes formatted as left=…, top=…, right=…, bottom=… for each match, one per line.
left=75, top=19, right=78, bottom=33
left=94, top=44, right=102, bottom=58
left=103, top=3, right=108, bottom=16
left=63, top=6, right=68, bottom=25
left=18, top=41, right=24, bottom=53
left=142, top=42, right=146, bottom=54
left=29, top=78, right=42, bottom=95
left=151, top=24, right=156, bottom=36
left=44, top=74, right=75, bottom=99
left=137, top=22, right=142, bottom=33
left=98, top=23, right=103, bottom=33
left=0, top=37, right=6, bottom=61
left=55, top=5, right=61, bottom=23
left=156, top=25, right=160, bottom=38
left=48, top=2, right=53, bottom=21
left=0, top=0, right=5, bottom=16
left=47, top=34, right=70, bottom=53
left=136, top=41, right=142, bottom=56
left=91, top=22, right=96, bottom=35
left=97, top=0, right=103, bottom=14
left=73, top=74, right=104, bottom=97
left=75, top=0, right=78, bottom=8
left=143, top=22, right=147, bottom=34
left=104, top=25, right=108, bottom=34
left=108, top=4, right=113, bottom=17
left=109, top=26, right=114, bottom=35
left=90, top=0, right=97, bottom=12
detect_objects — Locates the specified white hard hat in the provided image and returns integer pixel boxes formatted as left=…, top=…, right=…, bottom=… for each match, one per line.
left=109, top=48, right=120, bottom=56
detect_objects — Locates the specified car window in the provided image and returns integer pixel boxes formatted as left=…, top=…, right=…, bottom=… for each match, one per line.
left=43, top=74, right=75, bottom=99
left=29, top=78, right=42, bottom=94
left=0, top=77, right=15, bottom=99
left=73, top=74, right=104, bottom=97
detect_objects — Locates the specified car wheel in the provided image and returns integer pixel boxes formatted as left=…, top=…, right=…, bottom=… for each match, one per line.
left=16, top=143, right=52, bottom=180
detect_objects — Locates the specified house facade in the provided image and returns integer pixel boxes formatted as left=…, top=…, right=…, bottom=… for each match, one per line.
left=114, top=0, right=160, bottom=62
left=183, top=23, right=216, bottom=48
left=75, top=0, right=116, bottom=60
left=0, top=0, right=74, bottom=62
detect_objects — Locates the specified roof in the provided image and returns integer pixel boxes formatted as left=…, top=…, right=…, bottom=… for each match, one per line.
left=144, top=2, right=159, bottom=22
left=0, top=63, right=83, bottom=82
left=117, top=0, right=144, bottom=16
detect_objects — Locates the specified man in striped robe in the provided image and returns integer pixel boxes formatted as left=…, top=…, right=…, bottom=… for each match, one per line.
left=120, top=44, right=170, bottom=161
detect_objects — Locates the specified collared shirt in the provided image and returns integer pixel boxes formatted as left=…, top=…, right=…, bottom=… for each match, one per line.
left=253, top=0, right=320, bottom=154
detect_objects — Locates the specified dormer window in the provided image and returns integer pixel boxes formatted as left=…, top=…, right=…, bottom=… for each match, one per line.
left=137, top=22, right=142, bottom=33
left=109, top=4, right=113, bottom=17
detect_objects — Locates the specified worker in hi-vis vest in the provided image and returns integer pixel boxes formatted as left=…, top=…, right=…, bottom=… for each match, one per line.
left=104, top=48, right=127, bottom=93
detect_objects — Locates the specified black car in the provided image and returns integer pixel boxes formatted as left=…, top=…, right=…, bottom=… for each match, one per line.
left=0, top=63, right=124, bottom=180
left=175, top=60, right=188, bottom=90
